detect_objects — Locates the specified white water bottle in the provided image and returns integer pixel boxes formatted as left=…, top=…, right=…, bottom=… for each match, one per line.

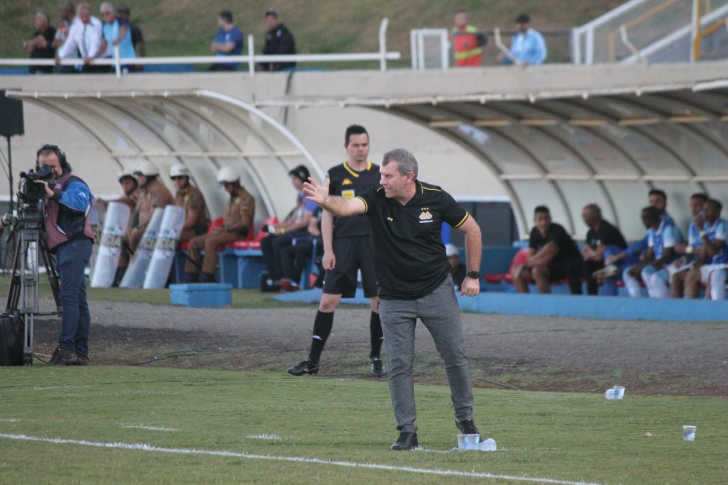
left=479, top=438, right=497, bottom=451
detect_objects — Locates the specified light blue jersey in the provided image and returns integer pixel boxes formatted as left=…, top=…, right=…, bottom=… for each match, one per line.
left=103, top=18, right=135, bottom=59
left=647, top=221, right=677, bottom=259
left=704, top=218, right=728, bottom=264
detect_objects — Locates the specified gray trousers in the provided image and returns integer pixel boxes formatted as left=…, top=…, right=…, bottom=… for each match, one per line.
left=379, top=275, right=474, bottom=433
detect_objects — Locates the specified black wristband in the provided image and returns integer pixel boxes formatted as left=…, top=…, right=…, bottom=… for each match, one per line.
left=466, top=271, right=480, bottom=279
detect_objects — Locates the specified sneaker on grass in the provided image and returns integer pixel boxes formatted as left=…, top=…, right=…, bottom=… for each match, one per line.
left=370, top=357, right=386, bottom=377
left=287, top=359, right=319, bottom=376
left=48, top=346, right=77, bottom=366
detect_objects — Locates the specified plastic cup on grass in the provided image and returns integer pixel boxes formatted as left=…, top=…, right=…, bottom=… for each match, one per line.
left=457, top=434, right=480, bottom=451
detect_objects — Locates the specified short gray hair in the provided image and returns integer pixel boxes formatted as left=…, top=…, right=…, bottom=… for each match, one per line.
left=100, top=2, right=114, bottom=13
left=382, top=148, right=418, bottom=178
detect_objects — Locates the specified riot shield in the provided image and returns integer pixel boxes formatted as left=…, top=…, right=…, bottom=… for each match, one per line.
left=120, top=208, right=164, bottom=288
left=90, top=202, right=130, bottom=288
left=143, top=206, right=186, bottom=289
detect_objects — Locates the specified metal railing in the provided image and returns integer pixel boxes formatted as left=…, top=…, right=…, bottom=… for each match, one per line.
left=573, top=0, right=728, bottom=64
left=411, top=28, right=572, bottom=69
left=0, top=18, right=400, bottom=77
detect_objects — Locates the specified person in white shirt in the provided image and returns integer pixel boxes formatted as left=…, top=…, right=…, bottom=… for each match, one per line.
left=55, top=2, right=108, bottom=73
left=52, top=2, right=80, bottom=73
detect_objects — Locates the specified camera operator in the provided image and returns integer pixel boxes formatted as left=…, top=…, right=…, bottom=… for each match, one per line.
left=35, top=145, right=94, bottom=366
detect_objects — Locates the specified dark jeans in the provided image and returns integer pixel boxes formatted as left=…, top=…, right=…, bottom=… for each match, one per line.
left=56, top=238, right=92, bottom=357
left=583, top=259, right=604, bottom=296
left=260, top=230, right=309, bottom=279
left=281, top=237, right=322, bottom=282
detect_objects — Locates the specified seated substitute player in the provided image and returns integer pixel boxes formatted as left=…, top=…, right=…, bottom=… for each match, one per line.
left=681, top=199, right=728, bottom=300
left=615, top=206, right=677, bottom=298
left=116, top=161, right=173, bottom=285
left=288, top=124, right=386, bottom=378
left=185, top=167, right=255, bottom=283
left=512, top=206, right=583, bottom=295
left=279, top=205, right=324, bottom=291
left=303, top=148, right=483, bottom=451
left=670, top=193, right=709, bottom=298
left=260, top=165, right=317, bottom=283
left=581, top=204, right=627, bottom=296
left=170, top=164, right=209, bottom=244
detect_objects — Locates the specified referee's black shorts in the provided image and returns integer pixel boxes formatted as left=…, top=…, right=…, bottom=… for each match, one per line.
left=323, top=235, right=378, bottom=299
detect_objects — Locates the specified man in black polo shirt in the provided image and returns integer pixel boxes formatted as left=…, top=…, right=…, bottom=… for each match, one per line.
left=303, top=148, right=483, bottom=451
left=24, top=11, right=56, bottom=74
left=581, top=204, right=627, bottom=295
left=512, top=206, right=583, bottom=294
left=288, top=125, right=385, bottom=378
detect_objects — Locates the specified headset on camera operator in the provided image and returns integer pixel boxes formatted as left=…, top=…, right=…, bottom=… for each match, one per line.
left=34, top=145, right=94, bottom=366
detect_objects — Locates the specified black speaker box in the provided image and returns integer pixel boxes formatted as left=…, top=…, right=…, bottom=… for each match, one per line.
left=0, top=90, right=24, bottom=138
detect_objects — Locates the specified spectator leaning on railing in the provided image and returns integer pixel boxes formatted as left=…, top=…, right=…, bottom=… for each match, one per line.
left=116, top=5, right=146, bottom=64
left=100, top=2, right=136, bottom=73
left=55, top=2, right=106, bottom=74
left=52, top=2, right=78, bottom=73
left=210, top=10, right=244, bottom=71
left=24, top=11, right=56, bottom=74
left=258, top=8, right=296, bottom=71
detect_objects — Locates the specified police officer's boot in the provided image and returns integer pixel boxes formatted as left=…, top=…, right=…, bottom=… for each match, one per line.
left=112, top=267, right=126, bottom=287
left=201, top=272, right=216, bottom=283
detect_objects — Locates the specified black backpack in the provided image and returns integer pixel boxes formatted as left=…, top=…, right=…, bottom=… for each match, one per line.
left=0, top=311, right=24, bottom=366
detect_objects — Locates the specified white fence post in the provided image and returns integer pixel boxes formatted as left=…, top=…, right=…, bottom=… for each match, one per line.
left=586, top=27, right=595, bottom=65
left=379, top=18, right=389, bottom=71
left=410, top=30, right=418, bottom=69
left=571, top=28, right=581, bottom=65
left=114, top=45, right=121, bottom=78
left=440, top=30, right=449, bottom=69
left=248, top=34, right=255, bottom=75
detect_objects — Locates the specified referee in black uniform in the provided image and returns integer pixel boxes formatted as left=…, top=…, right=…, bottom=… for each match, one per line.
left=303, top=148, right=483, bottom=451
left=288, top=125, right=386, bottom=377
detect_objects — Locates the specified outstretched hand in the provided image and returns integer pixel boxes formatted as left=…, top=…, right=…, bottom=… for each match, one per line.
left=303, top=177, right=330, bottom=205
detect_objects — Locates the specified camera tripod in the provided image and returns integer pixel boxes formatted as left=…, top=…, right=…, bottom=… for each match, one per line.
left=5, top=207, right=61, bottom=366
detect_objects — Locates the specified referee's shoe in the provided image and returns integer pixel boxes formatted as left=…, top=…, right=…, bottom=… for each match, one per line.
left=370, top=357, right=387, bottom=377
left=287, top=359, right=319, bottom=376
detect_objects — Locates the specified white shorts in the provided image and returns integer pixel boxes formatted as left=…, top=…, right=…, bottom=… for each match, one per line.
left=699, top=264, right=728, bottom=284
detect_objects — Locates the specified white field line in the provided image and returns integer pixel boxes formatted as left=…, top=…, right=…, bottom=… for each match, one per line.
left=120, top=425, right=178, bottom=432
left=34, top=385, right=93, bottom=391
left=0, top=433, right=612, bottom=485
left=247, top=434, right=282, bottom=440
left=0, top=419, right=21, bottom=422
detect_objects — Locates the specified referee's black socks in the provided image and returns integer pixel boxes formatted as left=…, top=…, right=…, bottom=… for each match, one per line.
left=369, top=311, right=383, bottom=359
left=308, top=310, right=334, bottom=365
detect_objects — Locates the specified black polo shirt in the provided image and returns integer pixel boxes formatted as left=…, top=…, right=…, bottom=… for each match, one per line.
left=586, top=219, right=627, bottom=250
left=358, top=180, right=469, bottom=300
left=328, top=161, right=380, bottom=238
left=529, top=222, right=581, bottom=265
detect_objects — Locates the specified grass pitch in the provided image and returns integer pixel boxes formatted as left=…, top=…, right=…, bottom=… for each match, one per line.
left=0, top=367, right=725, bottom=484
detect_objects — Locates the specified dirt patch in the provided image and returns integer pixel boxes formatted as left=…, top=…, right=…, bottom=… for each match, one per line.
left=30, top=300, right=728, bottom=397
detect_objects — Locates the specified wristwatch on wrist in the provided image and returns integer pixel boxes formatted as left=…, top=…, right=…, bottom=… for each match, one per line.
left=466, top=271, right=480, bottom=280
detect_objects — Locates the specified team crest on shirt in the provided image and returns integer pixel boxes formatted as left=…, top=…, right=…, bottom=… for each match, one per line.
left=419, top=211, right=433, bottom=223
left=342, top=189, right=355, bottom=199
left=342, top=179, right=353, bottom=185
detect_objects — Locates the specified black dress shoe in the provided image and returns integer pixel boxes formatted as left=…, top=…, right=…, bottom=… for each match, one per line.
left=390, top=431, right=418, bottom=450
left=456, top=419, right=480, bottom=438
